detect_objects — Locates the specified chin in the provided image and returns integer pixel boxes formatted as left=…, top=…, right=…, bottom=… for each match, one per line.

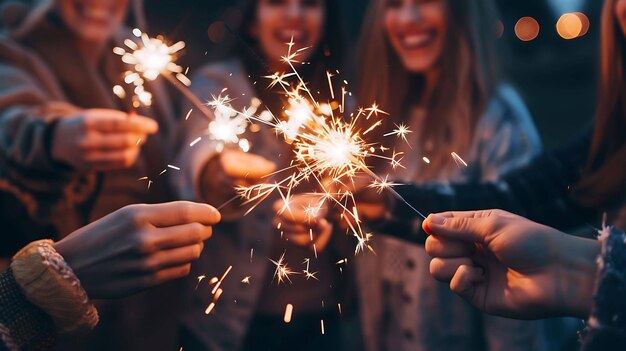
left=403, top=61, right=436, bottom=74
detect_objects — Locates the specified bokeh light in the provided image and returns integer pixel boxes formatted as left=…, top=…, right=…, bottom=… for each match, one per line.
left=556, top=13, right=582, bottom=39
left=515, top=17, right=540, bottom=42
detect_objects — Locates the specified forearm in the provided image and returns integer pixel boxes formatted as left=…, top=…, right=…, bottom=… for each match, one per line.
left=384, top=129, right=594, bottom=243
left=556, top=235, right=600, bottom=319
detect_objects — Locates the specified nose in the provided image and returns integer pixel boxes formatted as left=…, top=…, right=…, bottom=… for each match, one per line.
left=399, top=3, right=423, bottom=25
left=285, top=1, right=304, bottom=23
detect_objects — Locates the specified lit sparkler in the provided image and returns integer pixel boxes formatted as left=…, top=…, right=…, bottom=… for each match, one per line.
left=115, top=29, right=252, bottom=150
left=215, top=37, right=428, bottom=254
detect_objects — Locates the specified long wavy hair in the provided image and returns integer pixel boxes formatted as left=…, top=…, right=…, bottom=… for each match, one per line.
left=357, top=0, right=499, bottom=180
left=574, top=0, right=626, bottom=208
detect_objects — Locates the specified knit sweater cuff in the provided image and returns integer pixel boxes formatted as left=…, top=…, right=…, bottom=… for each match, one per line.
left=10, top=240, right=99, bottom=334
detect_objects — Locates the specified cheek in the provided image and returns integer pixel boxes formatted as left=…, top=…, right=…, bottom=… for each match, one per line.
left=383, top=12, right=400, bottom=48
left=307, top=10, right=325, bottom=40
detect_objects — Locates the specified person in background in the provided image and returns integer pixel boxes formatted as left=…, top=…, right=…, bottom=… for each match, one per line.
left=0, top=201, right=220, bottom=351
left=172, top=0, right=356, bottom=350
left=351, top=0, right=626, bottom=348
left=0, top=0, right=182, bottom=349
left=277, top=0, right=572, bottom=350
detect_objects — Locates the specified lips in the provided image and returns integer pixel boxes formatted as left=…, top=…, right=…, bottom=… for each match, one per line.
left=274, top=28, right=309, bottom=46
left=399, top=29, right=437, bottom=50
left=75, top=2, right=113, bottom=23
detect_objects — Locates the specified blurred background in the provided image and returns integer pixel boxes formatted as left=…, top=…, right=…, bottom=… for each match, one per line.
left=146, top=0, right=602, bottom=149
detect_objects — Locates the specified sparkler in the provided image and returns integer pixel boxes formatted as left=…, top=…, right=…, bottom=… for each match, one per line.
left=219, top=38, right=428, bottom=254
left=115, top=29, right=252, bottom=151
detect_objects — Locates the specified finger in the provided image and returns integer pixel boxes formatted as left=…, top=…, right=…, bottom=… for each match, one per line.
left=134, top=201, right=221, bottom=227
left=423, top=213, right=497, bottom=243
left=312, top=219, right=333, bottom=251
left=148, top=264, right=192, bottom=286
left=88, top=148, right=141, bottom=170
left=88, top=112, right=159, bottom=134
left=284, top=233, right=311, bottom=246
left=143, top=243, right=204, bottom=271
left=221, top=151, right=277, bottom=179
left=274, top=219, right=310, bottom=235
left=429, top=257, right=473, bottom=282
left=151, top=223, right=213, bottom=250
left=425, top=235, right=475, bottom=258
left=81, top=133, right=146, bottom=151
left=450, top=264, right=485, bottom=303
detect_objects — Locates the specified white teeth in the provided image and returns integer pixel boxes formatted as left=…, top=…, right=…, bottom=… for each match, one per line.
left=277, top=30, right=304, bottom=42
left=402, top=33, right=432, bottom=48
left=83, top=8, right=109, bottom=20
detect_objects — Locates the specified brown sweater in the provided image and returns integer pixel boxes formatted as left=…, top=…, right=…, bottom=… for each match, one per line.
left=0, top=3, right=181, bottom=351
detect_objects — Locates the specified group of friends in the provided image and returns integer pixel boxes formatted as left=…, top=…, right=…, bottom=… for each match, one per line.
left=0, top=0, right=625, bottom=350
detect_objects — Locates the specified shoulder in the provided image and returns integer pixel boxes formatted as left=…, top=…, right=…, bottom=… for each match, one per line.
left=481, top=83, right=535, bottom=130
left=190, top=58, right=254, bottom=100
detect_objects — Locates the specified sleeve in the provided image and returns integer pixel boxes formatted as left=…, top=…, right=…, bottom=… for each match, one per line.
left=0, top=268, right=57, bottom=351
left=0, top=62, right=76, bottom=192
left=169, top=71, right=223, bottom=202
left=376, top=127, right=594, bottom=244
left=474, top=85, right=543, bottom=182
left=582, top=227, right=626, bottom=350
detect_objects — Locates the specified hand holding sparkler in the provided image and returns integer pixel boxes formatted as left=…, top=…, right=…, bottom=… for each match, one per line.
left=51, top=109, right=158, bottom=171
left=272, top=194, right=333, bottom=251
left=201, top=149, right=276, bottom=219
left=423, top=209, right=599, bottom=319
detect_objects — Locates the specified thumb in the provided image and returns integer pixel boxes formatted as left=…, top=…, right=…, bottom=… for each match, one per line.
left=423, top=212, right=490, bottom=244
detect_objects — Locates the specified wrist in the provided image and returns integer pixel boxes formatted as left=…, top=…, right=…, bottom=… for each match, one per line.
left=556, top=234, right=600, bottom=318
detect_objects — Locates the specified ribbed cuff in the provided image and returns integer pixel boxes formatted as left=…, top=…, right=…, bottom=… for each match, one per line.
left=11, top=240, right=98, bottom=334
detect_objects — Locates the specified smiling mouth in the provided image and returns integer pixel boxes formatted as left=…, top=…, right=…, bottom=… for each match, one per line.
left=399, top=30, right=437, bottom=50
left=76, top=2, right=112, bottom=23
left=274, top=28, right=309, bottom=46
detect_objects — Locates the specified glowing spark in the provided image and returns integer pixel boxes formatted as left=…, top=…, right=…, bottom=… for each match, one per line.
left=338, top=303, right=342, bottom=315
left=190, top=137, right=202, bottom=147
left=195, top=275, right=206, bottom=290
left=423, top=156, right=431, bottom=164
left=284, top=304, right=294, bottom=323
left=384, top=123, right=412, bottom=145
left=369, top=175, right=401, bottom=194
left=241, top=276, right=251, bottom=284
left=206, top=93, right=253, bottom=152
left=270, top=252, right=297, bottom=284
left=204, top=302, right=215, bottom=315
left=451, top=152, right=468, bottom=167
left=321, top=320, right=325, bottom=335
left=185, top=109, right=193, bottom=120
left=167, top=164, right=180, bottom=170
left=212, top=265, right=232, bottom=295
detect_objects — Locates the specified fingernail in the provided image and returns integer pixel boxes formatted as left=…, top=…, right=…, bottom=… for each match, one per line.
left=429, top=214, right=446, bottom=225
